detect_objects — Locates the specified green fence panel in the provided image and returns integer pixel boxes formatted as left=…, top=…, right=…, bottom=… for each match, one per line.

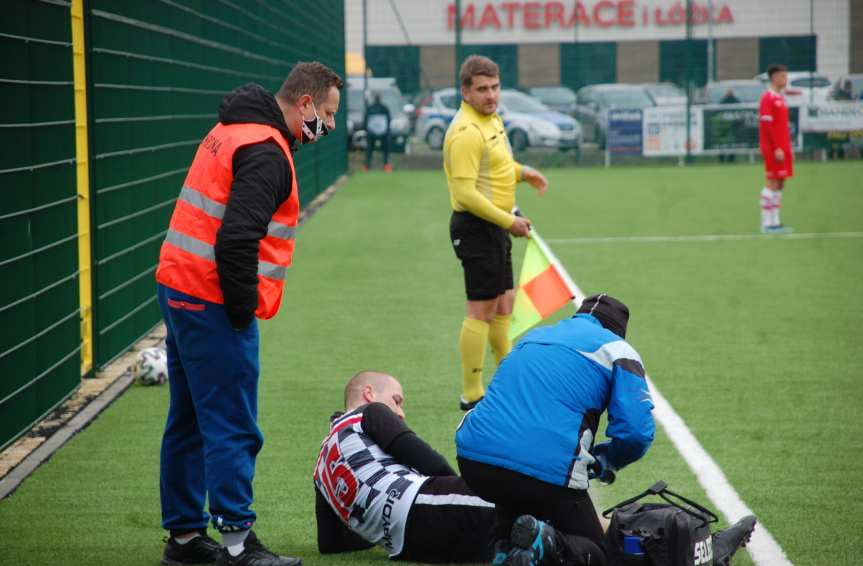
left=759, top=35, right=816, bottom=73
left=560, top=42, right=616, bottom=92
left=0, top=0, right=81, bottom=451
left=87, top=0, right=346, bottom=368
left=660, top=38, right=708, bottom=89
left=457, top=44, right=518, bottom=88
left=366, top=45, right=420, bottom=95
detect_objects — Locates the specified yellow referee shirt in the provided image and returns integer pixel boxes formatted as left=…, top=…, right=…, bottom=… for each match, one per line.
left=443, top=101, right=524, bottom=229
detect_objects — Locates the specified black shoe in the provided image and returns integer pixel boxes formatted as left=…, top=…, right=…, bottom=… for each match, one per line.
left=214, top=531, right=302, bottom=566
left=162, top=533, right=222, bottom=565
left=460, top=395, right=484, bottom=411
left=712, top=515, right=757, bottom=566
left=509, top=515, right=559, bottom=566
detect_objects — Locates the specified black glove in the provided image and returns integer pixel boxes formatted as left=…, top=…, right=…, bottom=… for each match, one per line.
left=588, top=441, right=617, bottom=485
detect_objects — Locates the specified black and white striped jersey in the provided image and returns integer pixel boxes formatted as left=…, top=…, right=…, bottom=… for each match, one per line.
left=313, top=406, right=428, bottom=556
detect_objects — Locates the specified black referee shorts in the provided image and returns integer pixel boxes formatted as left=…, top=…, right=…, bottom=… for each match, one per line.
left=397, top=476, right=495, bottom=563
left=450, top=211, right=514, bottom=301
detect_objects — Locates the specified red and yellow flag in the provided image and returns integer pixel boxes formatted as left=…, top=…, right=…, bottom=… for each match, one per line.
left=509, top=229, right=583, bottom=340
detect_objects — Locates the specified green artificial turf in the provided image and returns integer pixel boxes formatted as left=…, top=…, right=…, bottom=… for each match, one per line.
left=0, top=160, right=861, bottom=565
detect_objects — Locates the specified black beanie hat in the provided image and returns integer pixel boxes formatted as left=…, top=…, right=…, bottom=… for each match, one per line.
left=576, top=293, right=629, bottom=338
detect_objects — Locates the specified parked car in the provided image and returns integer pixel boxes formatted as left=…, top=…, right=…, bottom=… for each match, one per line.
left=641, top=82, right=687, bottom=106
left=573, top=84, right=655, bottom=148
left=754, top=71, right=832, bottom=105
left=416, top=88, right=580, bottom=151
left=528, top=86, right=577, bottom=115
left=498, top=89, right=581, bottom=151
left=698, top=80, right=765, bottom=104
left=828, top=74, right=863, bottom=101
left=414, top=89, right=459, bottom=150
left=345, top=77, right=412, bottom=152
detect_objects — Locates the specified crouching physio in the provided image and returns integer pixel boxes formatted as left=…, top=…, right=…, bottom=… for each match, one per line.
left=313, top=371, right=497, bottom=563
left=456, top=294, right=654, bottom=566
left=455, top=293, right=757, bottom=566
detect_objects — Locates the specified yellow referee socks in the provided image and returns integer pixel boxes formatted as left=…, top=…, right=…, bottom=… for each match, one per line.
left=459, top=317, right=489, bottom=403
left=489, top=314, right=512, bottom=366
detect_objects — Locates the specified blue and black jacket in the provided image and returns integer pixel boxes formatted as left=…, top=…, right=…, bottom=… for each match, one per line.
left=455, top=313, right=655, bottom=489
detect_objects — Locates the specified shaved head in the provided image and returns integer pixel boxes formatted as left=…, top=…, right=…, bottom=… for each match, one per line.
left=344, top=370, right=405, bottom=419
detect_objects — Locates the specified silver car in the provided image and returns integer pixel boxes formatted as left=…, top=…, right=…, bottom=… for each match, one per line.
left=754, top=71, right=832, bottom=105
left=573, top=84, right=655, bottom=148
left=416, top=88, right=581, bottom=152
left=498, top=90, right=581, bottom=151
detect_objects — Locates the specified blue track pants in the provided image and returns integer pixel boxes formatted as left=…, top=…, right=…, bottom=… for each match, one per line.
left=157, top=284, right=263, bottom=533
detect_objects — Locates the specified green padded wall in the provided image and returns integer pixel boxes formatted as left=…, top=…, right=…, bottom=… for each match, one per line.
left=366, top=45, right=420, bottom=95
left=0, top=0, right=81, bottom=451
left=759, top=35, right=816, bottom=73
left=561, top=42, right=617, bottom=92
left=660, top=38, right=708, bottom=88
left=87, top=0, right=347, bottom=368
left=0, top=0, right=347, bottom=450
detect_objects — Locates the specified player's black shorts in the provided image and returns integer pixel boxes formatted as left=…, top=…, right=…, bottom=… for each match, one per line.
left=450, top=211, right=514, bottom=301
left=398, top=476, right=495, bottom=563
left=457, top=457, right=605, bottom=548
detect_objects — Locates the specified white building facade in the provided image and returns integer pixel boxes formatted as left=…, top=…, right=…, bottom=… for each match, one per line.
left=345, top=0, right=859, bottom=93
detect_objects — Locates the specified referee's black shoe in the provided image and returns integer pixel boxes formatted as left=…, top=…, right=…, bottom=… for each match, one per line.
left=162, top=532, right=222, bottom=565
left=214, top=531, right=301, bottom=566
left=459, top=395, right=484, bottom=411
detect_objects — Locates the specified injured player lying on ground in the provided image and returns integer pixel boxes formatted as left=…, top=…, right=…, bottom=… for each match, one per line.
left=312, top=370, right=755, bottom=565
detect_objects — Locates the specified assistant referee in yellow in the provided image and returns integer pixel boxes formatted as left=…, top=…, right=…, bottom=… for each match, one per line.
left=444, top=55, right=548, bottom=410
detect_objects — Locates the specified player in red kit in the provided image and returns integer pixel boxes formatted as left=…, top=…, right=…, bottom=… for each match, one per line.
left=758, top=64, right=793, bottom=234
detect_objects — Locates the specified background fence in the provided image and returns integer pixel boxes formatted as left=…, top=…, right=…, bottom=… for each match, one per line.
left=349, top=0, right=862, bottom=165
left=0, top=0, right=347, bottom=451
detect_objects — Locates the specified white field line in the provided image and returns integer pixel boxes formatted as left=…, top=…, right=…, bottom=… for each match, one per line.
left=647, top=376, right=793, bottom=566
left=546, top=231, right=863, bottom=245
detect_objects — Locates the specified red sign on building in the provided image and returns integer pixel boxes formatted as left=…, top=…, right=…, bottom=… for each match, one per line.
left=446, top=1, right=735, bottom=31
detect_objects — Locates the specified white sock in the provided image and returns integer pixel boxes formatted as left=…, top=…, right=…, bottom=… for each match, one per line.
left=222, top=530, right=250, bottom=557
left=174, top=532, right=200, bottom=545
left=771, top=190, right=783, bottom=226
left=760, top=188, right=773, bottom=228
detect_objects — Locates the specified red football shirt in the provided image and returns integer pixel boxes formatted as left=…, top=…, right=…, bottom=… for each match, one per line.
left=759, top=89, right=791, bottom=153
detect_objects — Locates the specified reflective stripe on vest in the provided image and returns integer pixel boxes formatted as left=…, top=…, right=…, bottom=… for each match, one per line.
left=180, top=187, right=297, bottom=240
left=165, top=229, right=288, bottom=281
left=267, top=220, right=295, bottom=240
left=180, top=184, right=296, bottom=241
left=179, top=185, right=226, bottom=219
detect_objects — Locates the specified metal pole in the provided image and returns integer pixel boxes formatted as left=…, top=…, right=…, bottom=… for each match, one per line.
left=685, top=0, right=693, bottom=164
left=363, top=0, right=368, bottom=95
left=455, top=0, right=462, bottom=105
left=809, top=0, right=814, bottom=106
left=707, top=0, right=714, bottom=82
left=574, top=0, right=580, bottom=165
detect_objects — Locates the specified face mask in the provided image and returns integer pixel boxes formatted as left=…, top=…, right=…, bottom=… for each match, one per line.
left=297, top=102, right=329, bottom=144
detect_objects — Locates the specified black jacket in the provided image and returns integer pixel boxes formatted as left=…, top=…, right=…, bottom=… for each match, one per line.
left=363, top=100, right=391, bottom=135
left=213, top=83, right=296, bottom=329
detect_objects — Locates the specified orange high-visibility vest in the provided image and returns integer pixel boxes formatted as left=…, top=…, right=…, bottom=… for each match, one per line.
left=156, top=122, right=299, bottom=319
